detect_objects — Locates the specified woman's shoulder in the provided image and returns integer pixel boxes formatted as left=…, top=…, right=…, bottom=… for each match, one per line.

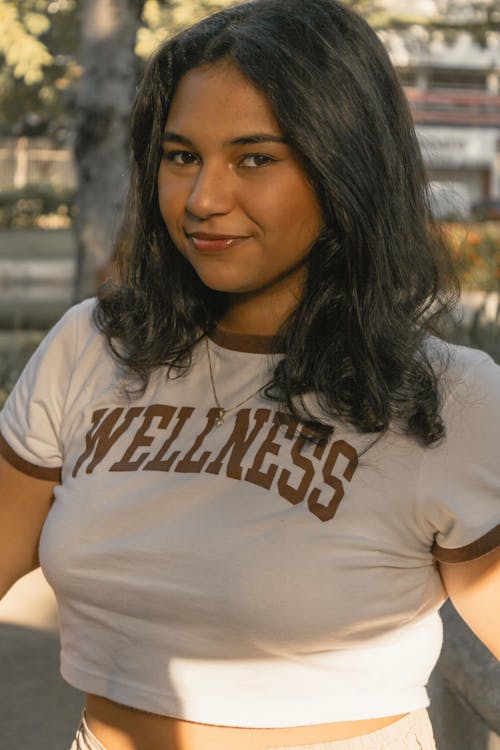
left=15, top=297, right=109, bottom=386
left=425, top=336, right=499, bottom=391
left=44, top=297, right=104, bottom=355
left=56, top=296, right=98, bottom=333
left=418, top=338, right=499, bottom=559
left=423, top=338, right=500, bottom=435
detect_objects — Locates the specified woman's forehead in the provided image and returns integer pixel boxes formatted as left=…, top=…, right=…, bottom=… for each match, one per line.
left=165, top=63, right=283, bottom=140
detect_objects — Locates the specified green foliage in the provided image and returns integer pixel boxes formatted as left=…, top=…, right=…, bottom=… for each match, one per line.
left=0, top=0, right=80, bottom=136
left=0, top=2, right=52, bottom=84
left=344, top=0, right=391, bottom=27
left=0, top=185, right=75, bottom=228
left=446, top=223, right=500, bottom=293
left=137, top=0, right=236, bottom=59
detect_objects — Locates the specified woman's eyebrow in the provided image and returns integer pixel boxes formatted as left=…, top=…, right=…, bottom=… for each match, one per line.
left=162, top=131, right=288, bottom=147
left=162, top=132, right=195, bottom=147
left=230, top=134, right=289, bottom=146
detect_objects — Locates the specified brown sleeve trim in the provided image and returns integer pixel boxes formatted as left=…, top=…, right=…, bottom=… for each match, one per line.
left=433, top=525, right=500, bottom=563
left=0, top=433, right=62, bottom=483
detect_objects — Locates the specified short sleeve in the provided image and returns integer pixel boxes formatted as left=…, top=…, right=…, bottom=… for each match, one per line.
left=0, top=300, right=92, bottom=481
left=418, top=346, right=500, bottom=563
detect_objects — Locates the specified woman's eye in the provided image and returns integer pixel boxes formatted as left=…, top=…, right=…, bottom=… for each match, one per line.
left=164, top=150, right=199, bottom=165
left=240, top=154, right=276, bottom=168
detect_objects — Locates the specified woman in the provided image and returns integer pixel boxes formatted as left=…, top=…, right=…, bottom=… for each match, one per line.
left=0, top=1, right=498, bottom=749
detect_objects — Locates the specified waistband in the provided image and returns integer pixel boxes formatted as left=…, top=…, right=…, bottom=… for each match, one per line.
left=70, top=712, right=107, bottom=750
left=70, top=709, right=436, bottom=750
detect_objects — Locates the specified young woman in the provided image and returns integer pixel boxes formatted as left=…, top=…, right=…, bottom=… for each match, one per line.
left=0, top=1, right=498, bottom=749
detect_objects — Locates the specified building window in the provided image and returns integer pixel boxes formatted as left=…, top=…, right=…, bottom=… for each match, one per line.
left=397, top=69, right=417, bottom=87
left=427, top=69, right=487, bottom=91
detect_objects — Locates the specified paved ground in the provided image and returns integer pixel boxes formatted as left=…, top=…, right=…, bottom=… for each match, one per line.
left=0, top=570, right=83, bottom=749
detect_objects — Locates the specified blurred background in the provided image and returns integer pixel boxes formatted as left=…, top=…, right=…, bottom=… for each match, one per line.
left=0, top=0, right=499, bottom=748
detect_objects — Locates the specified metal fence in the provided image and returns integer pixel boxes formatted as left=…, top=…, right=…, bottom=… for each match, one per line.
left=0, top=137, right=76, bottom=191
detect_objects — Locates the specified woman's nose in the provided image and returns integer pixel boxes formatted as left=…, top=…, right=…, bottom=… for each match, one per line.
left=185, top=164, right=234, bottom=219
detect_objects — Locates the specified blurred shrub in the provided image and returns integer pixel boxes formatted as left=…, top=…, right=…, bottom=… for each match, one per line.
left=0, top=185, right=76, bottom=228
left=444, top=222, right=500, bottom=292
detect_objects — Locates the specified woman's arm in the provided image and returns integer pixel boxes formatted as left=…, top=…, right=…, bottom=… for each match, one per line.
left=438, top=547, right=500, bottom=660
left=0, top=455, right=57, bottom=599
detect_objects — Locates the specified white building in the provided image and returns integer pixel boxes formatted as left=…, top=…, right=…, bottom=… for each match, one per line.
left=380, top=7, right=500, bottom=215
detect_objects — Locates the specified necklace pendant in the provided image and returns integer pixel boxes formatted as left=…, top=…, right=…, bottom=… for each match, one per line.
left=215, top=409, right=225, bottom=427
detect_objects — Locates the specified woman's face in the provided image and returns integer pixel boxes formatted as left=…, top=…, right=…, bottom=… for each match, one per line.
left=158, top=62, right=323, bottom=315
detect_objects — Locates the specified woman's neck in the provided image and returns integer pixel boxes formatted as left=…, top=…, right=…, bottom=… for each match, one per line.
left=220, top=282, right=302, bottom=336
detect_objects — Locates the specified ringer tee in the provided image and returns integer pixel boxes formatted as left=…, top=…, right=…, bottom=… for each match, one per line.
left=0, top=298, right=498, bottom=727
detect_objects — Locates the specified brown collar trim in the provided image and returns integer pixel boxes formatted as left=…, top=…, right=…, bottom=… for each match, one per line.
left=209, top=327, right=284, bottom=354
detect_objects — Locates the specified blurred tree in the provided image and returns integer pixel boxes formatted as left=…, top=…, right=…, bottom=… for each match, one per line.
left=73, top=0, right=146, bottom=300
left=0, top=1, right=52, bottom=85
left=136, top=0, right=237, bottom=60
left=0, top=0, right=80, bottom=138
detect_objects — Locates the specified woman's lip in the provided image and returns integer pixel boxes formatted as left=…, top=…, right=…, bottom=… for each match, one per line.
left=188, top=235, right=249, bottom=252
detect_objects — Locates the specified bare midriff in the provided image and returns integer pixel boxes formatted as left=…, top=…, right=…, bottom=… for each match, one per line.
left=85, top=694, right=407, bottom=750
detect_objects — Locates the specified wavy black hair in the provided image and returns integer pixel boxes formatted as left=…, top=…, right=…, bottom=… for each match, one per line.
left=95, top=0, right=458, bottom=445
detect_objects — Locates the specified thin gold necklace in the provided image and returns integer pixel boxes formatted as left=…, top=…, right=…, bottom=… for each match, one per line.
left=205, top=338, right=271, bottom=426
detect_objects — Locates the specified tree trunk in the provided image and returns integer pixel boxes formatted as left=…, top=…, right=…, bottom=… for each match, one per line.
left=73, top=0, right=146, bottom=301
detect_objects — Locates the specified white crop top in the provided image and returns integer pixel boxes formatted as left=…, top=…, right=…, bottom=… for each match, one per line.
left=0, top=299, right=498, bottom=727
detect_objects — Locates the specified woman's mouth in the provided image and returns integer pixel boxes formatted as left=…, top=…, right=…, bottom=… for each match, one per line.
left=187, top=233, right=249, bottom=252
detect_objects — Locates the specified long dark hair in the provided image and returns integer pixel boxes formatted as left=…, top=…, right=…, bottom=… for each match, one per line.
left=95, top=0, right=458, bottom=445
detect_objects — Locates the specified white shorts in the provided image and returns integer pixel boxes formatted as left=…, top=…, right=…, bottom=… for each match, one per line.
left=70, top=709, right=437, bottom=750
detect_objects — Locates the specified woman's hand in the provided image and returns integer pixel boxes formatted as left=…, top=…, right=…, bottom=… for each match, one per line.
left=438, top=546, right=500, bottom=660
left=0, top=455, right=57, bottom=599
